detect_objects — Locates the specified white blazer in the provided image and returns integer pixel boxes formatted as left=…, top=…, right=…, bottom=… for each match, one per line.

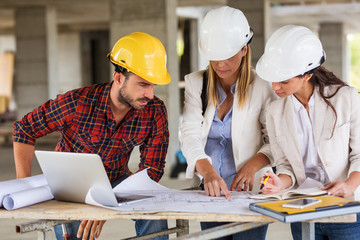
left=179, top=69, right=275, bottom=189
left=266, top=85, right=360, bottom=199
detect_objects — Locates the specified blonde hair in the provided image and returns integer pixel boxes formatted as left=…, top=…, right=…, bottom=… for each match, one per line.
left=206, top=46, right=252, bottom=109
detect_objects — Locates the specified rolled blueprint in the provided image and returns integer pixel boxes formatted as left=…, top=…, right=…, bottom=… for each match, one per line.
left=2, top=186, right=54, bottom=210
left=0, top=174, right=48, bottom=208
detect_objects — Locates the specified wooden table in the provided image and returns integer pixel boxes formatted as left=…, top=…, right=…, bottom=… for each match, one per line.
left=0, top=200, right=356, bottom=240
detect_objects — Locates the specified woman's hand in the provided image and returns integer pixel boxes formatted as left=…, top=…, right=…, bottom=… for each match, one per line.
left=195, top=159, right=231, bottom=199
left=324, top=171, right=360, bottom=198
left=323, top=181, right=355, bottom=198
left=230, top=153, right=271, bottom=191
left=77, top=220, right=106, bottom=239
left=260, top=171, right=288, bottom=194
left=230, top=164, right=256, bottom=191
left=203, top=169, right=231, bottom=199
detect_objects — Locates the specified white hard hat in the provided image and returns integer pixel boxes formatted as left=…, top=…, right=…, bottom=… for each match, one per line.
left=199, top=6, right=253, bottom=61
left=256, top=25, right=325, bottom=82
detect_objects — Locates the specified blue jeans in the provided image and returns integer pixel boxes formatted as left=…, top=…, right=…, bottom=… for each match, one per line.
left=200, top=221, right=268, bottom=240
left=54, top=175, right=169, bottom=240
left=290, top=213, right=360, bottom=240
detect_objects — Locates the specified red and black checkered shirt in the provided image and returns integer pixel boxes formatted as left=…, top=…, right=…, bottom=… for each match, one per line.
left=13, top=82, right=169, bottom=182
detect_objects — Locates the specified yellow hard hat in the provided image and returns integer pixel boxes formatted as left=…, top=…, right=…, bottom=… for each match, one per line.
left=108, top=32, right=171, bottom=85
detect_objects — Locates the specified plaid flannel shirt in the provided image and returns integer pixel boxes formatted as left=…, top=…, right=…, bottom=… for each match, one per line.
left=13, top=82, right=169, bottom=182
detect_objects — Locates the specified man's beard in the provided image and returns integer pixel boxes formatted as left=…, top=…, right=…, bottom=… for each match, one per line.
left=117, top=86, right=150, bottom=110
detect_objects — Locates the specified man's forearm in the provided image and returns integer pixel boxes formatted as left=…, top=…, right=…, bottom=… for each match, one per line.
left=13, top=142, right=35, bottom=178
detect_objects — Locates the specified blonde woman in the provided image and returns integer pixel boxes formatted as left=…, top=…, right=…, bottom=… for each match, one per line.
left=179, top=6, right=275, bottom=239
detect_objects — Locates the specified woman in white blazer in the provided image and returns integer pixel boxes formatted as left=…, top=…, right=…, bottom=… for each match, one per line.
left=257, top=25, right=360, bottom=240
left=179, top=6, right=275, bottom=239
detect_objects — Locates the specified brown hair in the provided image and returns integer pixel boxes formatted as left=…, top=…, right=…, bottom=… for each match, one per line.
left=307, top=66, right=347, bottom=138
left=206, top=46, right=252, bottom=109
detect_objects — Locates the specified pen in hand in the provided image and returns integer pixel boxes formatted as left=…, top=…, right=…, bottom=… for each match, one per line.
left=260, top=176, right=270, bottom=190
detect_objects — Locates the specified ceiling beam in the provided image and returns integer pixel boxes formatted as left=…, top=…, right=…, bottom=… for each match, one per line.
left=272, top=2, right=360, bottom=15
left=271, top=2, right=360, bottom=33
left=177, top=0, right=227, bottom=7
left=269, top=0, right=359, bottom=5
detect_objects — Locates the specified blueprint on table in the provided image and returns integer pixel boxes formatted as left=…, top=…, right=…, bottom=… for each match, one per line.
left=108, top=189, right=260, bottom=215
left=89, top=170, right=261, bottom=215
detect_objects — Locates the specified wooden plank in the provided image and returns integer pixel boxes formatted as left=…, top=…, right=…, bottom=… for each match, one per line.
left=0, top=200, right=355, bottom=223
left=269, top=0, right=356, bottom=5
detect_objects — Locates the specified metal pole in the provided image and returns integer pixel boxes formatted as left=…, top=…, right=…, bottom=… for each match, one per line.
left=175, top=222, right=270, bottom=240
left=37, top=228, right=53, bottom=240
left=302, top=222, right=315, bottom=240
left=121, top=226, right=183, bottom=240
left=16, top=220, right=73, bottom=234
left=176, top=219, right=189, bottom=237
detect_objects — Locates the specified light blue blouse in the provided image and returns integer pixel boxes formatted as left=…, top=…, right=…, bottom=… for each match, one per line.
left=204, top=83, right=237, bottom=188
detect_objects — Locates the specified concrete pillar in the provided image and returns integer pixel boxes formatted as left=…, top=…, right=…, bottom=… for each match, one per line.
left=14, top=6, right=58, bottom=119
left=190, top=19, right=199, bottom=72
left=46, top=7, right=58, bottom=100
left=228, top=0, right=267, bottom=66
left=319, top=22, right=347, bottom=81
left=58, top=33, right=81, bottom=93
left=109, top=0, right=180, bottom=176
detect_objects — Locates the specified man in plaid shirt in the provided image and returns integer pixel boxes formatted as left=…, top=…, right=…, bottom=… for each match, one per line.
left=13, top=32, right=171, bottom=240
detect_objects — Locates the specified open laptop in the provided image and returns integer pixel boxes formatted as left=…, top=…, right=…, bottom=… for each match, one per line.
left=35, top=150, right=153, bottom=207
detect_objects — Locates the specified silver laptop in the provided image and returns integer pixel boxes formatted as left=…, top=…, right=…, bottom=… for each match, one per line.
left=35, top=150, right=152, bottom=207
